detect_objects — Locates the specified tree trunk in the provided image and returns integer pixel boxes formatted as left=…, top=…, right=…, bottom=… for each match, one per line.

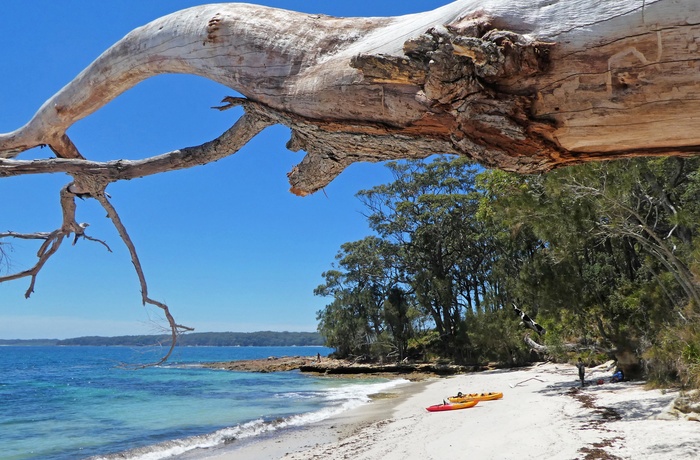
left=1, top=0, right=699, bottom=196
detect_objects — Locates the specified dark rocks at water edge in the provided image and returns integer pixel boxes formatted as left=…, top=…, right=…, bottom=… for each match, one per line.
left=202, top=356, right=490, bottom=376
left=300, top=360, right=488, bottom=376
left=203, top=356, right=313, bottom=372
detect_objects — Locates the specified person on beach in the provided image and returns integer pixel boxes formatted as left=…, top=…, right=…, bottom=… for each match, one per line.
left=611, top=368, right=624, bottom=383
left=576, top=358, right=585, bottom=387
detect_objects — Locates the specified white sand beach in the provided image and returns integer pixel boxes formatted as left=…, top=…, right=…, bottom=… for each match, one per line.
left=195, top=362, right=700, bottom=460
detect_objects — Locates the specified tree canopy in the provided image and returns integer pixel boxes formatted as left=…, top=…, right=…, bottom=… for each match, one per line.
left=315, top=155, right=700, bottom=385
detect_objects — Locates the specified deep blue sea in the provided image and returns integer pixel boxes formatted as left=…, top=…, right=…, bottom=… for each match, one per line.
left=0, top=346, right=404, bottom=460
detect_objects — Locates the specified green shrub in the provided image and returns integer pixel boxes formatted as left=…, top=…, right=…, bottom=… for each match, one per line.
left=644, top=313, right=700, bottom=389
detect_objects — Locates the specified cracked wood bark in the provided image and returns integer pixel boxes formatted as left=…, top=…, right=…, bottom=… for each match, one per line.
left=1, top=0, right=699, bottom=196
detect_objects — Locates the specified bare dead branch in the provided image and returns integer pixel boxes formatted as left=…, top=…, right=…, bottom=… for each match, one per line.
left=0, top=107, right=274, bottom=184
left=0, top=230, right=64, bottom=298
left=0, top=231, right=54, bottom=240
left=0, top=185, right=111, bottom=297
left=1, top=177, right=192, bottom=366
left=76, top=233, right=112, bottom=251
left=94, top=191, right=194, bottom=367
left=0, top=103, right=268, bottom=364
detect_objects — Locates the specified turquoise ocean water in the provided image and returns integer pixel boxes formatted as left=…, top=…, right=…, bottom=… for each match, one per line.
left=0, top=346, right=405, bottom=460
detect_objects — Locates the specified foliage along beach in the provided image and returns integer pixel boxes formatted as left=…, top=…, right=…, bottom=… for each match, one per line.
left=313, top=156, right=700, bottom=389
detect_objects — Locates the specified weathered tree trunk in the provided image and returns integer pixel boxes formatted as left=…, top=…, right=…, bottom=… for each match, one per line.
left=1, top=0, right=699, bottom=195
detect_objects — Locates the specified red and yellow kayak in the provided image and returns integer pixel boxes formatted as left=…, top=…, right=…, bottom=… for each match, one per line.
left=448, top=392, right=503, bottom=403
left=426, top=399, right=479, bottom=412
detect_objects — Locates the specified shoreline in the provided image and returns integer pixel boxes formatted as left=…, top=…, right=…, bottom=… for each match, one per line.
left=180, top=378, right=425, bottom=460
left=184, top=362, right=700, bottom=460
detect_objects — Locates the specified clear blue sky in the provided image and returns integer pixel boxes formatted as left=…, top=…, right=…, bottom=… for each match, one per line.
left=0, top=1, right=448, bottom=339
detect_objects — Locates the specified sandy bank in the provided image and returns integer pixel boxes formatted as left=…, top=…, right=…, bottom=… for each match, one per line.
left=190, top=363, right=700, bottom=459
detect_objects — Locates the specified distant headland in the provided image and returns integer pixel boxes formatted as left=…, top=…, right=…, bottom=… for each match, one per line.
left=0, top=331, right=324, bottom=347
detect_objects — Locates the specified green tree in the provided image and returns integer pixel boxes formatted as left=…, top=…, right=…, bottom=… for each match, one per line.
left=315, top=237, right=399, bottom=358
left=383, top=286, right=416, bottom=361
left=479, top=158, right=700, bottom=378
left=358, top=156, right=500, bottom=362
left=317, top=154, right=700, bottom=383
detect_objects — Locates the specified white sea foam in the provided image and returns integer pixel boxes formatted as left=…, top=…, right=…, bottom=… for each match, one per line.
left=89, top=378, right=409, bottom=460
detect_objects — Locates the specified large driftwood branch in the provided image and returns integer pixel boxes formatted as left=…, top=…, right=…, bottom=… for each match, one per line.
left=2, top=0, right=699, bottom=358
left=3, top=1, right=699, bottom=193
left=0, top=100, right=273, bottom=185
left=523, top=336, right=612, bottom=356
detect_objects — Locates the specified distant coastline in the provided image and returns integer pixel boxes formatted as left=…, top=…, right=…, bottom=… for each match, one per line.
left=0, top=331, right=324, bottom=347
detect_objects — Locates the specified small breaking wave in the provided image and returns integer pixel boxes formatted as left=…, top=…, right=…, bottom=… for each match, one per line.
left=88, top=378, right=408, bottom=460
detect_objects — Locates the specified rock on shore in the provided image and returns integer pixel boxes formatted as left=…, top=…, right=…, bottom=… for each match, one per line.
left=202, top=356, right=488, bottom=377
left=202, top=356, right=313, bottom=372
